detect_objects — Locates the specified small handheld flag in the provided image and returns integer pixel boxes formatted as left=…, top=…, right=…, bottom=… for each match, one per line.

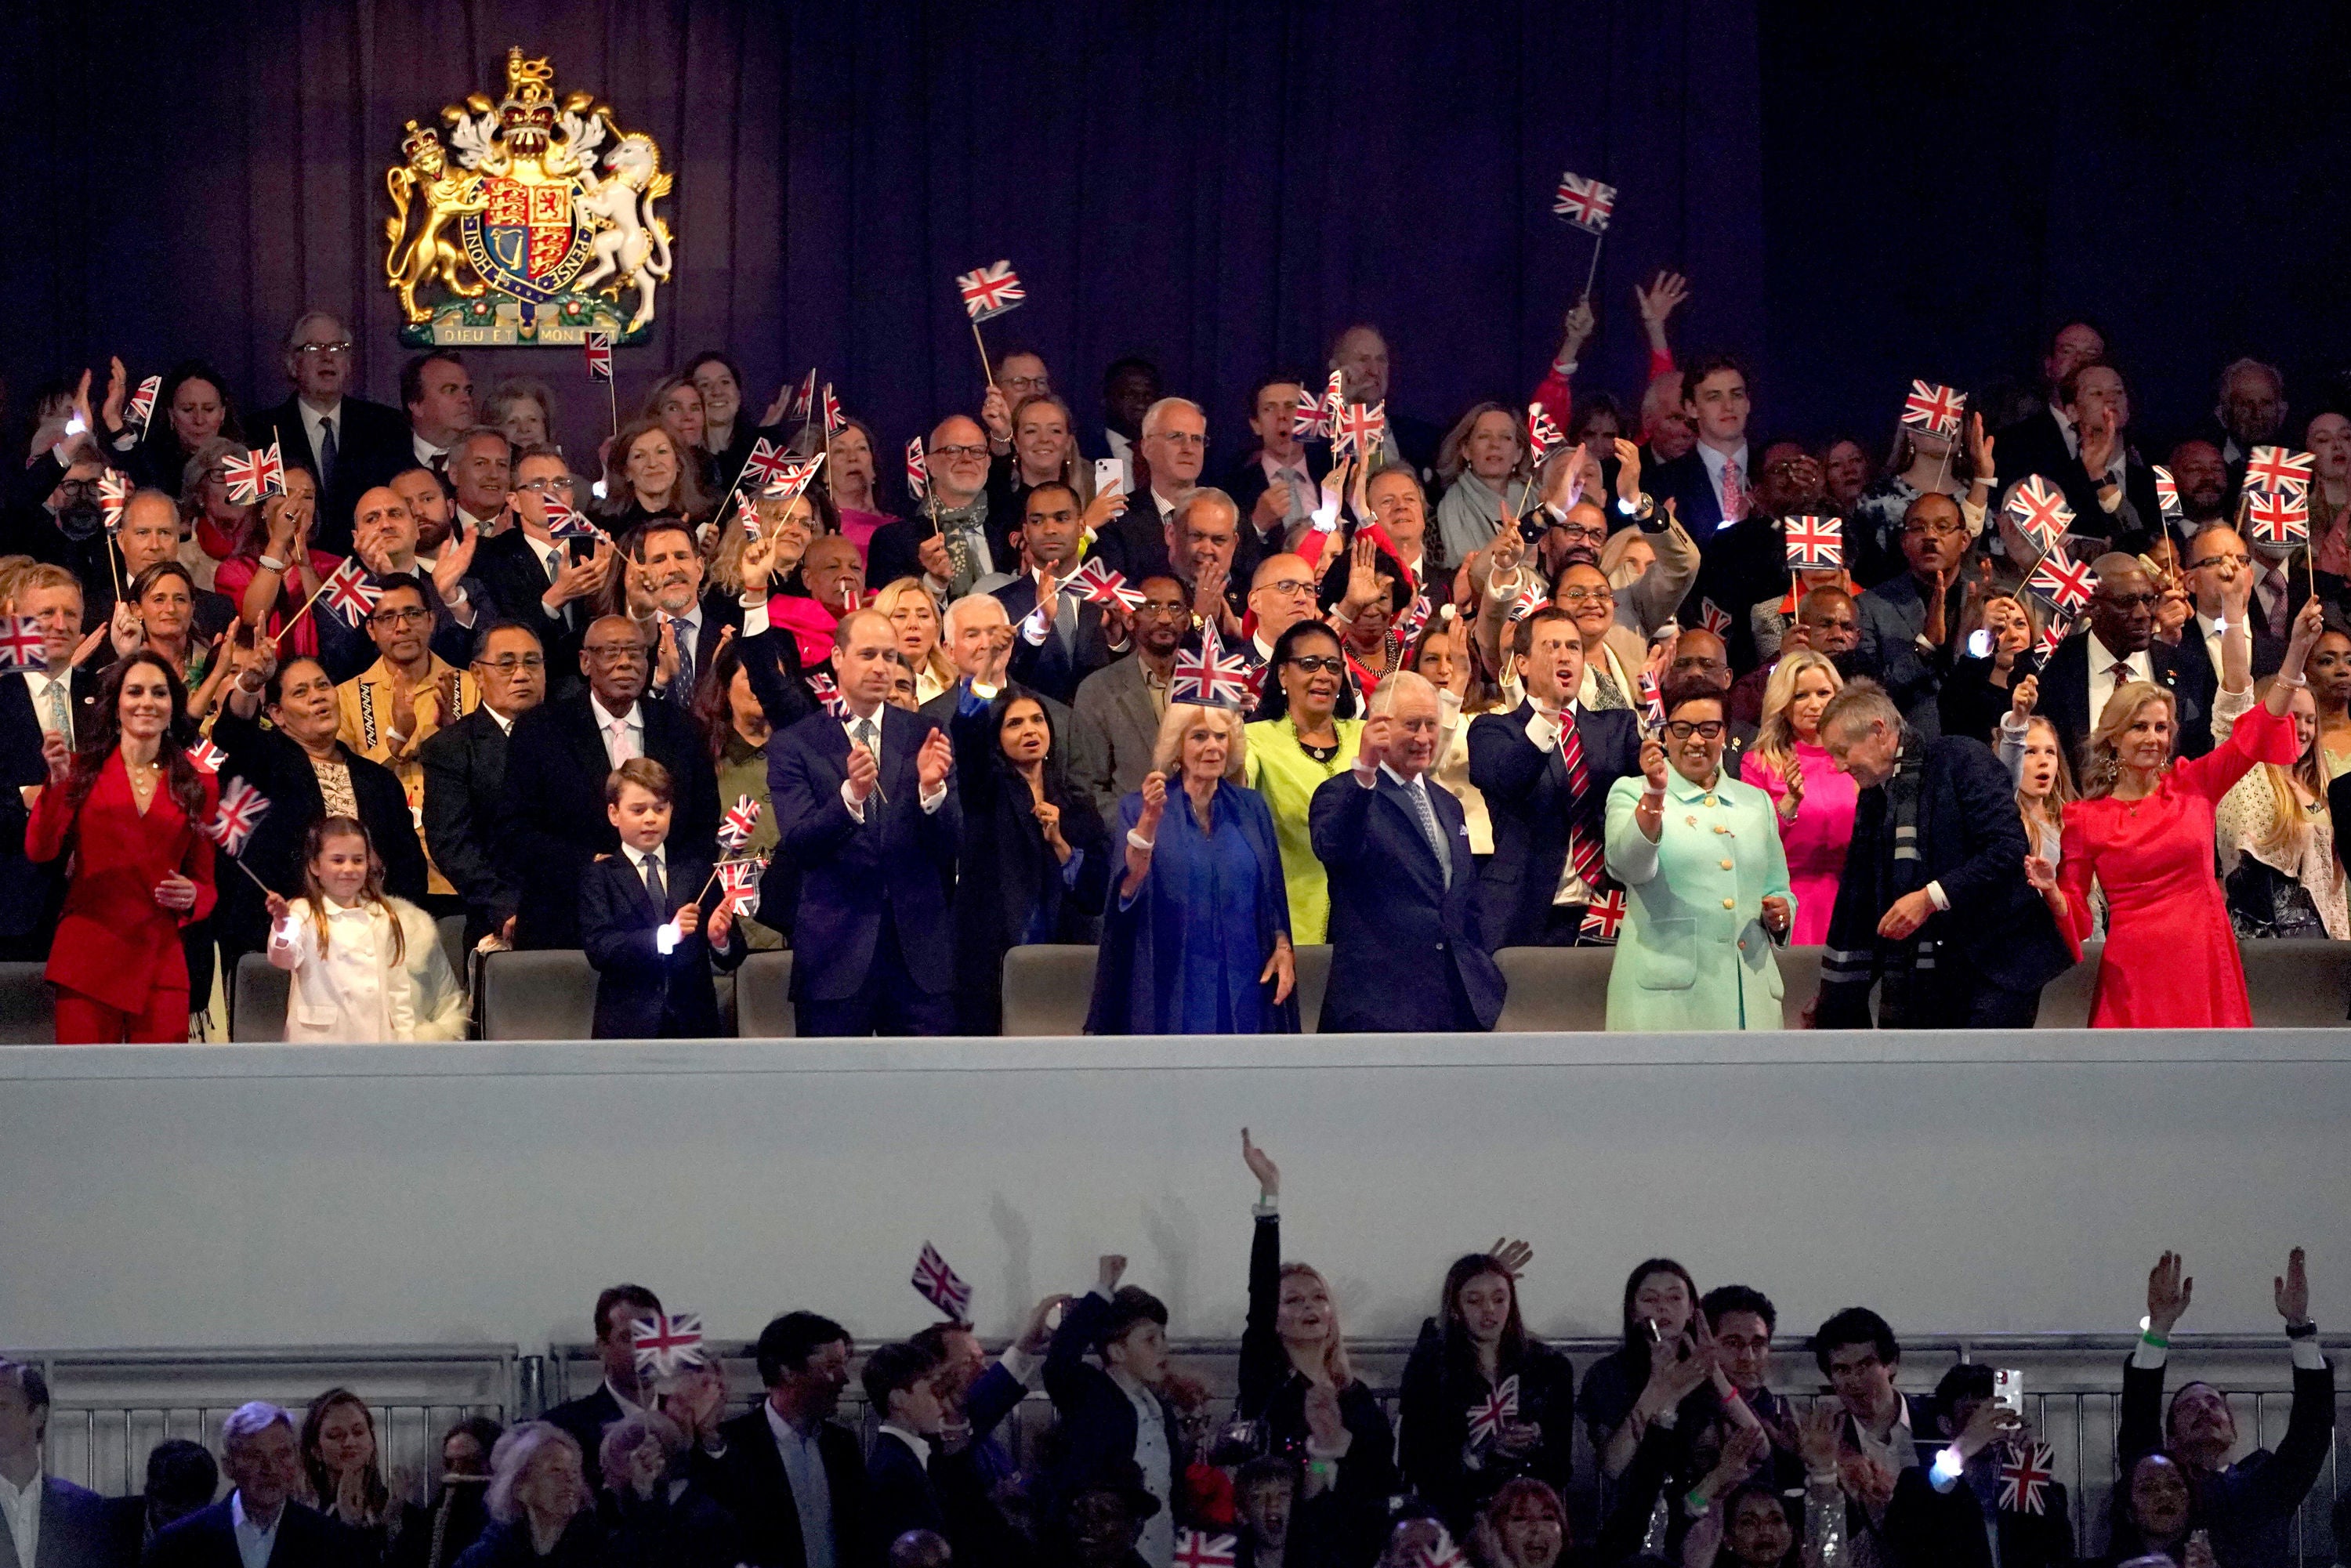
left=1639, top=670, right=1667, bottom=730
left=1579, top=885, right=1627, bottom=944
left=2035, top=612, right=2074, bottom=660
left=222, top=441, right=288, bottom=505
left=317, top=557, right=384, bottom=628
left=905, top=436, right=929, bottom=501
left=956, top=260, right=1026, bottom=321
left=786, top=368, right=817, bottom=424
left=911, top=1241, right=974, bottom=1319
left=807, top=669, right=851, bottom=719
left=1171, top=1532, right=1237, bottom=1568
left=2005, top=475, right=2074, bottom=550
left=741, top=437, right=794, bottom=492
left=2151, top=465, right=2183, bottom=523
left=1070, top=558, right=1145, bottom=612
left=1783, top=515, right=1843, bottom=570
left=544, top=498, right=600, bottom=541
left=1330, top=400, right=1387, bottom=460
left=822, top=384, right=846, bottom=440
left=629, top=1311, right=705, bottom=1379
left=1900, top=381, right=1965, bottom=440
left=97, top=469, right=132, bottom=533
left=0, top=617, right=47, bottom=672
left=2245, top=445, right=2315, bottom=495
left=205, top=779, right=270, bottom=856
left=187, top=737, right=228, bottom=775
left=716, top=857, right=763, bottom=919
left=1699, top=599, right=1734, bottom=637
left=1291, top=384, right=1327, bottom=442
left=764, top=456, right=828, bottom=509
left=1170, top=623, right=1260, bottom=710
left=718, top=795, right=763, bottom=854
left=583, top=332, right=614, bottom=382
left=1506, top=581, right=1550, bottom=622
left=1997, top=1442, right=2056, bottom=1515
left=2027, top=549, right=2096, bottom=613
left=1465, top=1373, right=1520, bottom=1449
left=1526, top=403, right=1564, bottom=465
left=2247, top=487, right=2311, bottom=547
left=1552, top=171, right=1616, bottom=232
left=126, top=375, right=161, bottom=436
left=1389, top=591, right=1433, bottom=651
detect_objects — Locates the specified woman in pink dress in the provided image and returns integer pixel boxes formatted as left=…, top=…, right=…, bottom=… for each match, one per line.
left=826, top=417, right=897, bottom=561
left=2045, top=588, right=2323, bottom=1027
left=1738, top=650, right=1855, bottom=945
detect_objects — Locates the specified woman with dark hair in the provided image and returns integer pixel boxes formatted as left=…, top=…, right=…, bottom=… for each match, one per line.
left=823, top=416, right=897, bottom=562
left=129, top=360, right=241, bottom=499
left=1937, top=591, right=2041, bottom=748
left=1319, top=532, right=1415, bottom=695
left=983, top=393, right=1106, bottom=569
left=2091, top=1450, right=2196, bottom=1568
left=299, top=1386, right=402, bottom=1549
left=951, top=679, right=1110, bottom=1033
left=1578, top=1259, right=1712, bottom=1480
left=691, top=633, right=785, bottom=950
left=27, top=652, right=217, bottom=1041
left=219, top=471, right=343, bottom=661
left=686, top=352, right=784, bottom=499
left=1243, top=620, right=1363, bottom=945
left=595, top=418, right=708, bottom=531
left=1397, top=1247, right=1576, bottom=1533
left=390, top=1416, right=504, bottom=1568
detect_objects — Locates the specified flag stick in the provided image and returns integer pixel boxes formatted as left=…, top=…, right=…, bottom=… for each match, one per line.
left=1580, top=230, right=1607, bottom=306
left=270, top=567, right=345, bottom=650
left=220, top=849, right=273, bottom=895
left=606, top=375, right=618, bottom=442
left=971, top=319, right=996, bottom=390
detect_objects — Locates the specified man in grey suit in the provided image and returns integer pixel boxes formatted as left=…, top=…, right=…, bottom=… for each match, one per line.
left=1072, top=574, right=1188, bottom=820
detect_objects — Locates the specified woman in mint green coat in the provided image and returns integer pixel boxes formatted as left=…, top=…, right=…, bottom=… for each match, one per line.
left=1603, top=683, right=1795, bottom=1030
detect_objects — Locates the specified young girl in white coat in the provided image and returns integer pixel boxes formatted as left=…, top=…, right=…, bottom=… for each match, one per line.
left=266, top=816, right=468, bottom=1041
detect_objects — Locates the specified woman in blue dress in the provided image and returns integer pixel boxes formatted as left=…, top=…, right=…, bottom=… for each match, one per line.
left=1086, top=701, right=1300, bottom=1034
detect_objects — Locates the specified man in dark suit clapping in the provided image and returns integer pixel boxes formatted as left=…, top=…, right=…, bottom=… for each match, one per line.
left=1311, top=671, right=1505, bottom=1033
left=768, top=609, right=962, bottom=1037
left=422, top=621, right=546, bottom=947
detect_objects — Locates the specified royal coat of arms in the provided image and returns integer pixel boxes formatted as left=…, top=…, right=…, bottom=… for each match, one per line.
left=384, top=47, right=673, bottom=347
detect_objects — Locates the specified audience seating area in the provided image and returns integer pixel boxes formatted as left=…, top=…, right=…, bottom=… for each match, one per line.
left=7, top=938, right=2351, bottom=1040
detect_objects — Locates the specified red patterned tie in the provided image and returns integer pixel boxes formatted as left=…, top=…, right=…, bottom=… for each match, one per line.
left=1558, top=715, right=1607, bottom=887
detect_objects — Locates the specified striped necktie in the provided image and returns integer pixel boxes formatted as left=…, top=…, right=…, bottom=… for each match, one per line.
left=1558, top=715, right=1607, bottom=887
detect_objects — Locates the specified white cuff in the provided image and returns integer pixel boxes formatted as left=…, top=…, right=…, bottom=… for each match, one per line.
left=919, top=782, right=947, bottom=814
left=839, top=781, right=868, bottom=822
left=998, top=1345, right=1043, bottom=1389
left=2132, top=1335, right=2169, bottom=1370
left=1524, top=708, right=1563, bottom=753
left=1021, top=607, right=1050, bottom=645
left=1925, top=880, right=1950, bottom=912
left=2291, top=1336, right=2326, bottom=1371
left=655, top=920, right=680, bottom=956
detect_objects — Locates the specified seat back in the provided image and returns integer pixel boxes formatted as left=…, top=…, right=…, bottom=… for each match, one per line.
left=733, top=951, right=796, bottom=1038
left=1001, top=947, right=1097, bottom=1037
left=0, top=961, right=54, bottom=1043
left=479, top=951, right=599, bottom=1041
left=2242, top=938, right=2351, bottom=1026
left=1491, top=947, right=1614, bottom=1032
left=435, top=914, right=468, bottom=978
left=230, top=956, right=292, bottom=1042
left=2034, top=941, right=2103, bottom=1028
left=1777, top=945, right=1824, bottom=1028
left=1292, top=945, right=1332, bottom=1033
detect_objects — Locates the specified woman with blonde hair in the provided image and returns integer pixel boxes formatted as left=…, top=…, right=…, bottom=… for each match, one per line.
left=2047, top=581, right=2323, bottom=1027
left=1236, top=1130, right=1396, bottom=1511
left=1086, top=701, right=1297, bottom=1033
left=1433, top=401, right=1527, bottom=561
left=484, top=377, right=557, bottom=453
left=455, top=1423, right=605, bottom=1566
left=641, top=372, right=720, bottom=496
left=2215, top=673, right=2347, bottom=940
left=1738, top=650, right=1850, bottom=946
left=871, top=578, right=956, bottom=706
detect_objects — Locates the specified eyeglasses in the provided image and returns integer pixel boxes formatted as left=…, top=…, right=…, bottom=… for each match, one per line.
left=1764, top=459, right=1814, bottom=477
left=516, top=476, right=576, bottom=494
left=1135, top=601, right=1190, bottom=619
left=584, top=643, right=649, bottom=662
left=1559, top=586, right=1614, bottom=604
left=1150, top=432, right=1209, bottom=450
left=1902, top=520, right=1963, bottom=538
left=1665, top=719, right=1726, bottom=740
left=932, top=444, right=990, bottom=461
left=477, top=654, right=547, bottom=673
left=1549, top=524, right=1606, bottom=544
left=1002, top=375, right=1049, bottom=393
left=2189, top=552, right=2251, bottom=570
left=1286, top=655, right=1346, bottom=674
left=369, top=607, right=429, bottom=627
left=293, top=341, right=352, bottom=357
left=1257, top=578, right=1317, bottom=599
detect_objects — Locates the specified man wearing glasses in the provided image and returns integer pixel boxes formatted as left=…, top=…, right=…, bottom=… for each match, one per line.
left=868, top=415, right=999, bottom=597
left=2179, top=523, right=2288, bottom=681
left=1092, top=397, right=1212, bottom=590
left=474, top=447, right=618, bottom=696
left=246, top=310, right=412, bottom=556
left=422, top=621, right=549, bottom=947
left=2034, top=552, right=2211, bottom=767
left=335, top=575, right=480, bottom=911
left=1072, top=575, right=1192, bottom=821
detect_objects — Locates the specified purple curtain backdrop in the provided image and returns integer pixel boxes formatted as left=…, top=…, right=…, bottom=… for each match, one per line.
left=2, top=0, right=1762, bottom=462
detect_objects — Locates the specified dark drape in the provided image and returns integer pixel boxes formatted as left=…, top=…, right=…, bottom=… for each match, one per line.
left=2, top=0, right=1762, bottom=468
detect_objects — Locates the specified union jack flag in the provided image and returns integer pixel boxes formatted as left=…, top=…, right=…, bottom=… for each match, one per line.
left=222, top=440, right=288, bottom=505
left=822, top=383, right=846, bottom=440
left=2026, top=548, right=2095, bottom=612
left=205, top=778, right=270, bottom=856
left=718, top=794, right=763, bottom=854
left=1070, top=557, right=1145, bottom=612
left=1330, top=400, right=1387, bottom=459
left=1506, top=582, right=1550, bottom=622
left=1527, top=403, right=1564, bottom=464
left=904, top=436, right=929, bottom=500
left=97, top=469, right=132, bottom=532
left=1291, top=384, right=1327, bottom=441
left=544, top=498, right=600, bottom=541
left=629, top=1311, right=706, bottom=1378
left=911, top=1242, right=973, bottom=1319
left=742, top=437, right=794, bottom=491
left=1639, top=670, right=1667, bottom=730
left=2247, top=487, right=2310, bottom=547
left=787, top=368, right=817, bottom=423
left=956, top=260, right=1026, bottom=321
left=1900, top=380, right=1965, bottom=440
left=1699, top=599, right=1734, bottom=637
left=1580, top=883, right=1628, bottom=943
left=317, top=557, right=382, bottom=628
left=1552, top=170, right=1616, bottom=232
left=1417, top=1536, right=1470, bottom=1568
left=1465, top=1374, right=1520, bottom=1449
left=2151, top=465, right=2183, bottom=521
left=716, top=857, right=763, bottom=920
left=2005, top=475, right=2074, bottom=549
left=807, top=669, right=851, bottom=719
left=0, top=616, right=45, bottom=672
left=765, top=456, right=827, bottom=509
left=735, top=491, right=765, bottom=540
left=2244, top=445, right=2315, bottom=494
left=1389, top=591, right=1433, bottom=651
left=1172, top=1533, right=1237, bottom=1568
left=126, top=375, right=161, bottom=436
left=583, top=332, right=614, bottom=382
left=187, top=737, right=228, bottom=775
left=1998, top=1442, right=2056, bottom=1515
left=2035, top=612, right=2073, bottom=660
left=1783, top=515, right=1843, bottom=570
left=1170, top=623, right=1259, bottom=709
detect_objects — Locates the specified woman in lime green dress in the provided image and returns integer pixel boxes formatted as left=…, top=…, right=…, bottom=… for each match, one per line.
left=1243, top=621, right=1364, bottom=945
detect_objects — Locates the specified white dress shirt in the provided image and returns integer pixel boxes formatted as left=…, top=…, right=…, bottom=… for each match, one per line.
left=1109, top=1365, right=1174, bottom=1568
left=2194, top=610, right=2226, bottom=681
left=592, top=693, right=643, bottom=766
left=1519, top=702, right=1598, bottom=905
left=232, top=1490, right=283, bottom=1568
left=20, top=669, right=73, bottom=744
left=1695, top=441, right=1751, bottom=528
left=0, top=1468, right=40, bottom=1568
left=765, top=1402, right=836, bottom=1568
left=2085, top=628, right=2154, bottom=731
left=412, top=432, right=451, bottom=469
left=837, top=708, right=947, bottom=820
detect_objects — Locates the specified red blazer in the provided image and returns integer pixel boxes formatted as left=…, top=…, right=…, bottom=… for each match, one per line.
left=27, top=753, right=219, bottom=1011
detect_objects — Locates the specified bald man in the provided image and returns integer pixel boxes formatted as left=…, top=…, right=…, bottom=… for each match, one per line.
left=770, top=607, right=962, bottom=1035
left=495, top=613, right=719, bottom=948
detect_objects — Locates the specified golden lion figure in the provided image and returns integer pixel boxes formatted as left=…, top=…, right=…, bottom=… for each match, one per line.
left=385, top=122, right=489, bottom=324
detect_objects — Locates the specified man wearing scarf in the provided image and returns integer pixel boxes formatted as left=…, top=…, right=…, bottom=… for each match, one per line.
left=869, top=415, right=996, bottom=597
left=1813, top=680, right=2073, bottom=1027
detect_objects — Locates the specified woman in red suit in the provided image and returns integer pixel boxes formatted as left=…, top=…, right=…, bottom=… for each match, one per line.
left=28, top=652, right=219, bottom=1042
left=2042, top=585, right=2323, bottom=1028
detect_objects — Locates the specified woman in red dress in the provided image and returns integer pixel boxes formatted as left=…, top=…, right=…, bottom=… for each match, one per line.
left=2042, top=587, right=2323, bottom=1027
left=27, top=652, right=219, bottom=1042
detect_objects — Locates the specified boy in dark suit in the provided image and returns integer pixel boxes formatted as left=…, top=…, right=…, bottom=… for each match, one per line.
left=863, top=1341, right=994, bottom=1563
left=579, top=758, right=744, bottom=1038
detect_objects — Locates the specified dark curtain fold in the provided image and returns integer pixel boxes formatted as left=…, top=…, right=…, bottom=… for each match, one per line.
left=2, top=0, right=1763, bottom=465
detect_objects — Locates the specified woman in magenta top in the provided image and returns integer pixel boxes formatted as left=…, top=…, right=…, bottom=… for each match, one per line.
left=825, top=417, right=897, bottom=562
left=2046, top=589, right=2322, bottom=1027
left=1738, top=650, right=1854, bottom=946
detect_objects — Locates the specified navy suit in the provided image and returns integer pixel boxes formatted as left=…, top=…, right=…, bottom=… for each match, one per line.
left=0, top=1476, right=118, bottom=1568
left=245, top=393, right=413, bottom=557
left=2034, top=629, right=2212, bottom=772
left=766, top=705, right=962, bottom=1034
left=708, top=1407, right=870, bottom=1568
left=991, top=574, right=1121, bottom=706
left=0, top=668, right=100, bottom=960
left=1041, top=1291, right=1187, bottom=1525
left=1649, top=447, right=1728, bottom=538
left=579, top=849, right=747, bottom=1037
left=1468, top=701, right=1642, bottom=947
left=1310, top=769, right=1504, bottom=1031
left=143, top=1497, right=357, bottom=1568
left=864, top=1431, right=997, bottom=1563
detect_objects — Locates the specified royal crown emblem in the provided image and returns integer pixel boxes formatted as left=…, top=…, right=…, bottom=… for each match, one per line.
left=383, top=47, right=673, bottom=347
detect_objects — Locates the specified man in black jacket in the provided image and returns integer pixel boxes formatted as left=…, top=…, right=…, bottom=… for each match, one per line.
left=145, top=1403, right=357, bottom=1567
left=1809, top=1309, right=1991, bottom=1568
left=2122, top=1249, right=2335, bottom=1568
left=495, top=614, right=716, bottom=949
left=992, top=482, right=1124, bottom=706
left=0, top=1360, right=119, bottom=1568
left=541, top=1284, right=663, bottom=1483
left=1930, top=1363, right=2074, bottom=1568
left=712, top=1313, right=868, bottom=1568
left=1815, top=680, right=2074, bottom=1028
left=2035, top=553, right=2212, bottom=767
left=243, top=311, right=412, bottom=556
left=473, top=449, right=616, bottom=699
left=1044, top=1260, right=1186, bottom=1566
left=421, top=621, right=545, bottom=947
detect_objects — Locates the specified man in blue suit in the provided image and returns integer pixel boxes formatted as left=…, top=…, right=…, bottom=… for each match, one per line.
left=991, top=482, right=1123, bottom=706
left=768, top=609, right=962, bottom=1036
left=1311, top=671, right=1505, bottom=1033
left=1468, top=607, right=1643, bottom=947
left=1646, top=353, right=1754, bottom=543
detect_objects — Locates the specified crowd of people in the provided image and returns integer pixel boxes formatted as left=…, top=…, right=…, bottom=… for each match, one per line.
left=1, top=1140, right=2338, bottom=1568
left=8, top=286, right=2351, bottom=1039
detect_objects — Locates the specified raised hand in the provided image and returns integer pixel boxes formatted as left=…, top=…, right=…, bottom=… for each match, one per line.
left=980, top=384, right=1013, bottom=443
left=2023, top=854, right=2058, bottom=894
left=2147, top=1251, right=2193, bottom=1337
left=845, top=737, right=880, bottom=805
left=1097, top=1255, right=1127, bottom=1294
left=1558, top=296, right=1596, bottom=360
left=1614, top=437, right=1643, bottom=505
left=264, top=890, right=292, bottom=925
left=1488, top=1238, right=1535, bottom=1277
left=1241, top=1128, right=1280, bottom=1197
left=434, top=519, right=480, bottom=595
left=2010, top=673, right=2038, bottom=720
left=916, top=531, right=954, bottom=583
left=101, top=357, right=128, bottom=434
left=388, top=669, right=418, bottom=745
left=2080, top=406, right=2121, bottom=480
left=1635, top=270, right=1690, bottom=337
left=1797, top=1400, right=1843, bottom=1476
left=1356, top=712, right=1393, bottom=772
left=653, top=616, right=679, bottom=693
left=1966, top=412, right=1995, bottom=483
left=2276, top=1245, right=2310, bottom=1326
left=1952, top=1399, right=2024, bottom=1461
left=1138, top=770, right=1168, bottom=834
left=1081, top=484, right=1129, bottom=534
left=1639, top=735, right=1669, bottom=791
left=915, top=726, right=955, bottom=792
left=760, top=382, right=792, bottom=426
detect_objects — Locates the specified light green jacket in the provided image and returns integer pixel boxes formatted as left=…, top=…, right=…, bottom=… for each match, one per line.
left=1603, top=766, right=1793, bottom=1030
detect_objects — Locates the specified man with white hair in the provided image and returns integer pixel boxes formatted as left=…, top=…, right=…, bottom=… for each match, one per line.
left=1094, top=397, right=1210, bottom=588
left=2210, top=356, right=2288, bottom=471
left=920, top=592, right=1087, bottom=770
left=1310, top=670, right=1505, bottom=1033
left=0, top=1358, right=115, bottom=1568
left=147, top=1400, right=357, bottom=1565
left=245, top=308, right=412, bottom=556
